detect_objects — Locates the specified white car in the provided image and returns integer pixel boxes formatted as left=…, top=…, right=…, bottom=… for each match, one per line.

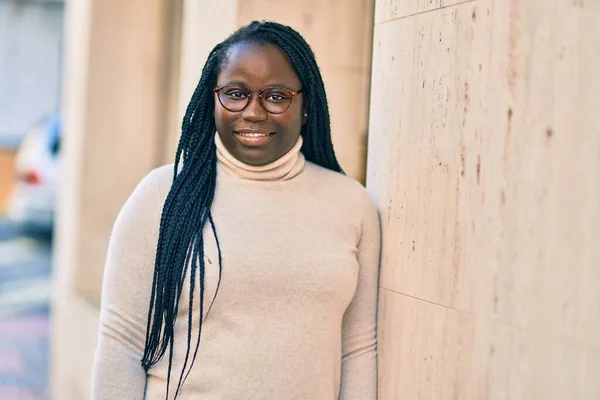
left=6, top=114, right=60, bottom=232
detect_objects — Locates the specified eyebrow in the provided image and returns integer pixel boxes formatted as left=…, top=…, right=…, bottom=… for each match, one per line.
left=217, top=80, right=246, bottom=87
left=216, top=81, right=298, bottom=91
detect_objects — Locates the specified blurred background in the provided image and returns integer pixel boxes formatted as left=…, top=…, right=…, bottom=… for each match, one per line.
left=0, top=0, right=599, bottom=399
left=1, top=0, right=62, bottom=398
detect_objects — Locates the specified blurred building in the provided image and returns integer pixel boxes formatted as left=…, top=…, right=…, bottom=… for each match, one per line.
left=51, top=0, right=600, bottom=399
left=0, top=0, right=63, bottom=139
left=0, top=0, right=63, bottom=213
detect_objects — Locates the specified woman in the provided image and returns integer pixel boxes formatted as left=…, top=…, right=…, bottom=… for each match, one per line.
left=91, top=21, right=380, bottom=399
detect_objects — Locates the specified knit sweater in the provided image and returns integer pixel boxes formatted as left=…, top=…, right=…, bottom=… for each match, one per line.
left=91, top=134, right=381, bottom=399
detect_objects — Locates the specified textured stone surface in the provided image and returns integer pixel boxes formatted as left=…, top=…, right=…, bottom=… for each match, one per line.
left=369, top=0, right=600, bottom=398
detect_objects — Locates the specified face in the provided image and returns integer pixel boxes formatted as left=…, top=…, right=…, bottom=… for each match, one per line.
left=214, top=42, right=306, bottom=166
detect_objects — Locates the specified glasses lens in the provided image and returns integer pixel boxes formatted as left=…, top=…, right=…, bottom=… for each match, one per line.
left=218, top=86, right=249, bottom=112
left=260, top=87, right=292, bottom=114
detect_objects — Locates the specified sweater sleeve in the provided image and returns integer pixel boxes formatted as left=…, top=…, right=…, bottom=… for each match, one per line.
left=91, top=168, right=167, bottom=400
left=339, top=196, right=381, bottom=399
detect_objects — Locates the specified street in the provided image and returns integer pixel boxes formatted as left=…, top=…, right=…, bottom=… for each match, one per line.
left=0, top=218, right=52, bottom=399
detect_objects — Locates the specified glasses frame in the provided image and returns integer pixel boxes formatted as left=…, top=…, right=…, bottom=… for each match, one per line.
left=214, top=85, right=303, bottom=115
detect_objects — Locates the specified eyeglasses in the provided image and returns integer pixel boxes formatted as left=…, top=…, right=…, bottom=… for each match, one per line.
left=214, top=84, right=302, bottom=114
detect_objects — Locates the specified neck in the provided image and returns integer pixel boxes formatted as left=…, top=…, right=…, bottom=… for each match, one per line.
left=215, top=133, right=305, bottom=181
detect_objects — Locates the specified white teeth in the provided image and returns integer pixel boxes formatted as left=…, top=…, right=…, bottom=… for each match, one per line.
left=238, top=132, right=270, bottom=137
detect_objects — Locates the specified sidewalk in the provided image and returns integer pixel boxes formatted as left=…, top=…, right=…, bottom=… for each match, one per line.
left=0, top=219, right=52, bottom=400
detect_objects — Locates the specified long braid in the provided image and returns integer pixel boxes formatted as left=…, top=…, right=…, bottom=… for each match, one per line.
left=257, top=26, right=342, bottom=171
left=141, top=21, right=344, bottom=399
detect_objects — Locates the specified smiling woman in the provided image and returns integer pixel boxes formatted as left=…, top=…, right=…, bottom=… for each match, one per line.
left=213, top=42, right=306, bottom=166
left=91, top=21, right=380, bottom=400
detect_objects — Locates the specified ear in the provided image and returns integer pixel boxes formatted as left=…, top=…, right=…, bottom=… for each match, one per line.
left=302, top=102, right=308, bottom=125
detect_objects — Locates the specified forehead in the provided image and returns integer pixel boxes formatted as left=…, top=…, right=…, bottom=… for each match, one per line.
left=217, top=42, right=301, bottom=89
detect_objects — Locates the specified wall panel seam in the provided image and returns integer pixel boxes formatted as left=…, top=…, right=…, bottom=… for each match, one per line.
left=379, top=286, right=476, bottom=316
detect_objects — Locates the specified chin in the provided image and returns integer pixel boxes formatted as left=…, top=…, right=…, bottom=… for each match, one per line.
left=235, top=147, right=277, bottom=166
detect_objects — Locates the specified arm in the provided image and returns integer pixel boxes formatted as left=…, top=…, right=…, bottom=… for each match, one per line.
left=91, top=168, right=166, bottom=400
left=339, top=197, right=381, bottom=399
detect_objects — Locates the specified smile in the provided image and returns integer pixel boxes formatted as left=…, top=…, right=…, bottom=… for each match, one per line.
left=236, top=132, right=274, bottom=137
left=234, top=131, right=276, bottom=147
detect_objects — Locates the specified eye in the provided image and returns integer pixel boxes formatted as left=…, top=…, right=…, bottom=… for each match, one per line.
left=265, top=92, right=290, bottom=102
left=224, top=89, right=248, bottom=100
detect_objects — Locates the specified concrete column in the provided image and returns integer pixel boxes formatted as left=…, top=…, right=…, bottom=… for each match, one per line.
left=368, top=0, right=600, bottom=398
left=51, top=0, right=179, bottom=398
left=166, top=0, right=238, bottom=160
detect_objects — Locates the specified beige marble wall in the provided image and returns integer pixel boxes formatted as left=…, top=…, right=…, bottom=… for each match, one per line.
left=238, top=0, right=374, bottom=182
left=368, top=0, right=600, bottom=398
left=51, top=0, right=179, bottom=398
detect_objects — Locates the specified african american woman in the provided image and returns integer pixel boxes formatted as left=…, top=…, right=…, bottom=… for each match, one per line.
left=91, top=21, right=381, bottom=400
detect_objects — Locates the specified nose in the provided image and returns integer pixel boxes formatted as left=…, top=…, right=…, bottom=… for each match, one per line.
left=241, top=93, right=268, bottom=121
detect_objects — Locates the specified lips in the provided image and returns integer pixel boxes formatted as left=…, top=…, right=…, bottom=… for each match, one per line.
left=234, top=130, right=275, bottom=147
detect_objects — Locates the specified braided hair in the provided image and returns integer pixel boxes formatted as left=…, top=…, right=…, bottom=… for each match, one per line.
left=141, top=20, right=343, bottom=399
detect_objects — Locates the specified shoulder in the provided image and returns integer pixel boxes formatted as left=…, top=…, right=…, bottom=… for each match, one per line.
left=134, top=164, right=174, bottom=198
left=304, top=161, right=379, bottom=223
left=117, top=164, right=174, bottom=222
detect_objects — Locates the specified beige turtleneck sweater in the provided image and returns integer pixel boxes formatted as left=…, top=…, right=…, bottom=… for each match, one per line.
left=91, top=134, right=381, bottom=399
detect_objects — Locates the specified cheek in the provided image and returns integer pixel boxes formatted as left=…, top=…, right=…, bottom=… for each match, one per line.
left=280, top=107, right=304, bottom=134
left=214, top=106, right=234, bottom=130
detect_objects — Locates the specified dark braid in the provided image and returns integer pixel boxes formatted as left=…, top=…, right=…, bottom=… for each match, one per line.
left=141, top=20, right=343, bottom=399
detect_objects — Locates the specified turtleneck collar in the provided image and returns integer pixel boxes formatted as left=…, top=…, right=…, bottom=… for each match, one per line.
left=215, top=133, right=305, bottom=181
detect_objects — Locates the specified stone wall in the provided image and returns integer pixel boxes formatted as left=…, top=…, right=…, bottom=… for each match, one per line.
left=368, top=0, right=600, bottom=398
